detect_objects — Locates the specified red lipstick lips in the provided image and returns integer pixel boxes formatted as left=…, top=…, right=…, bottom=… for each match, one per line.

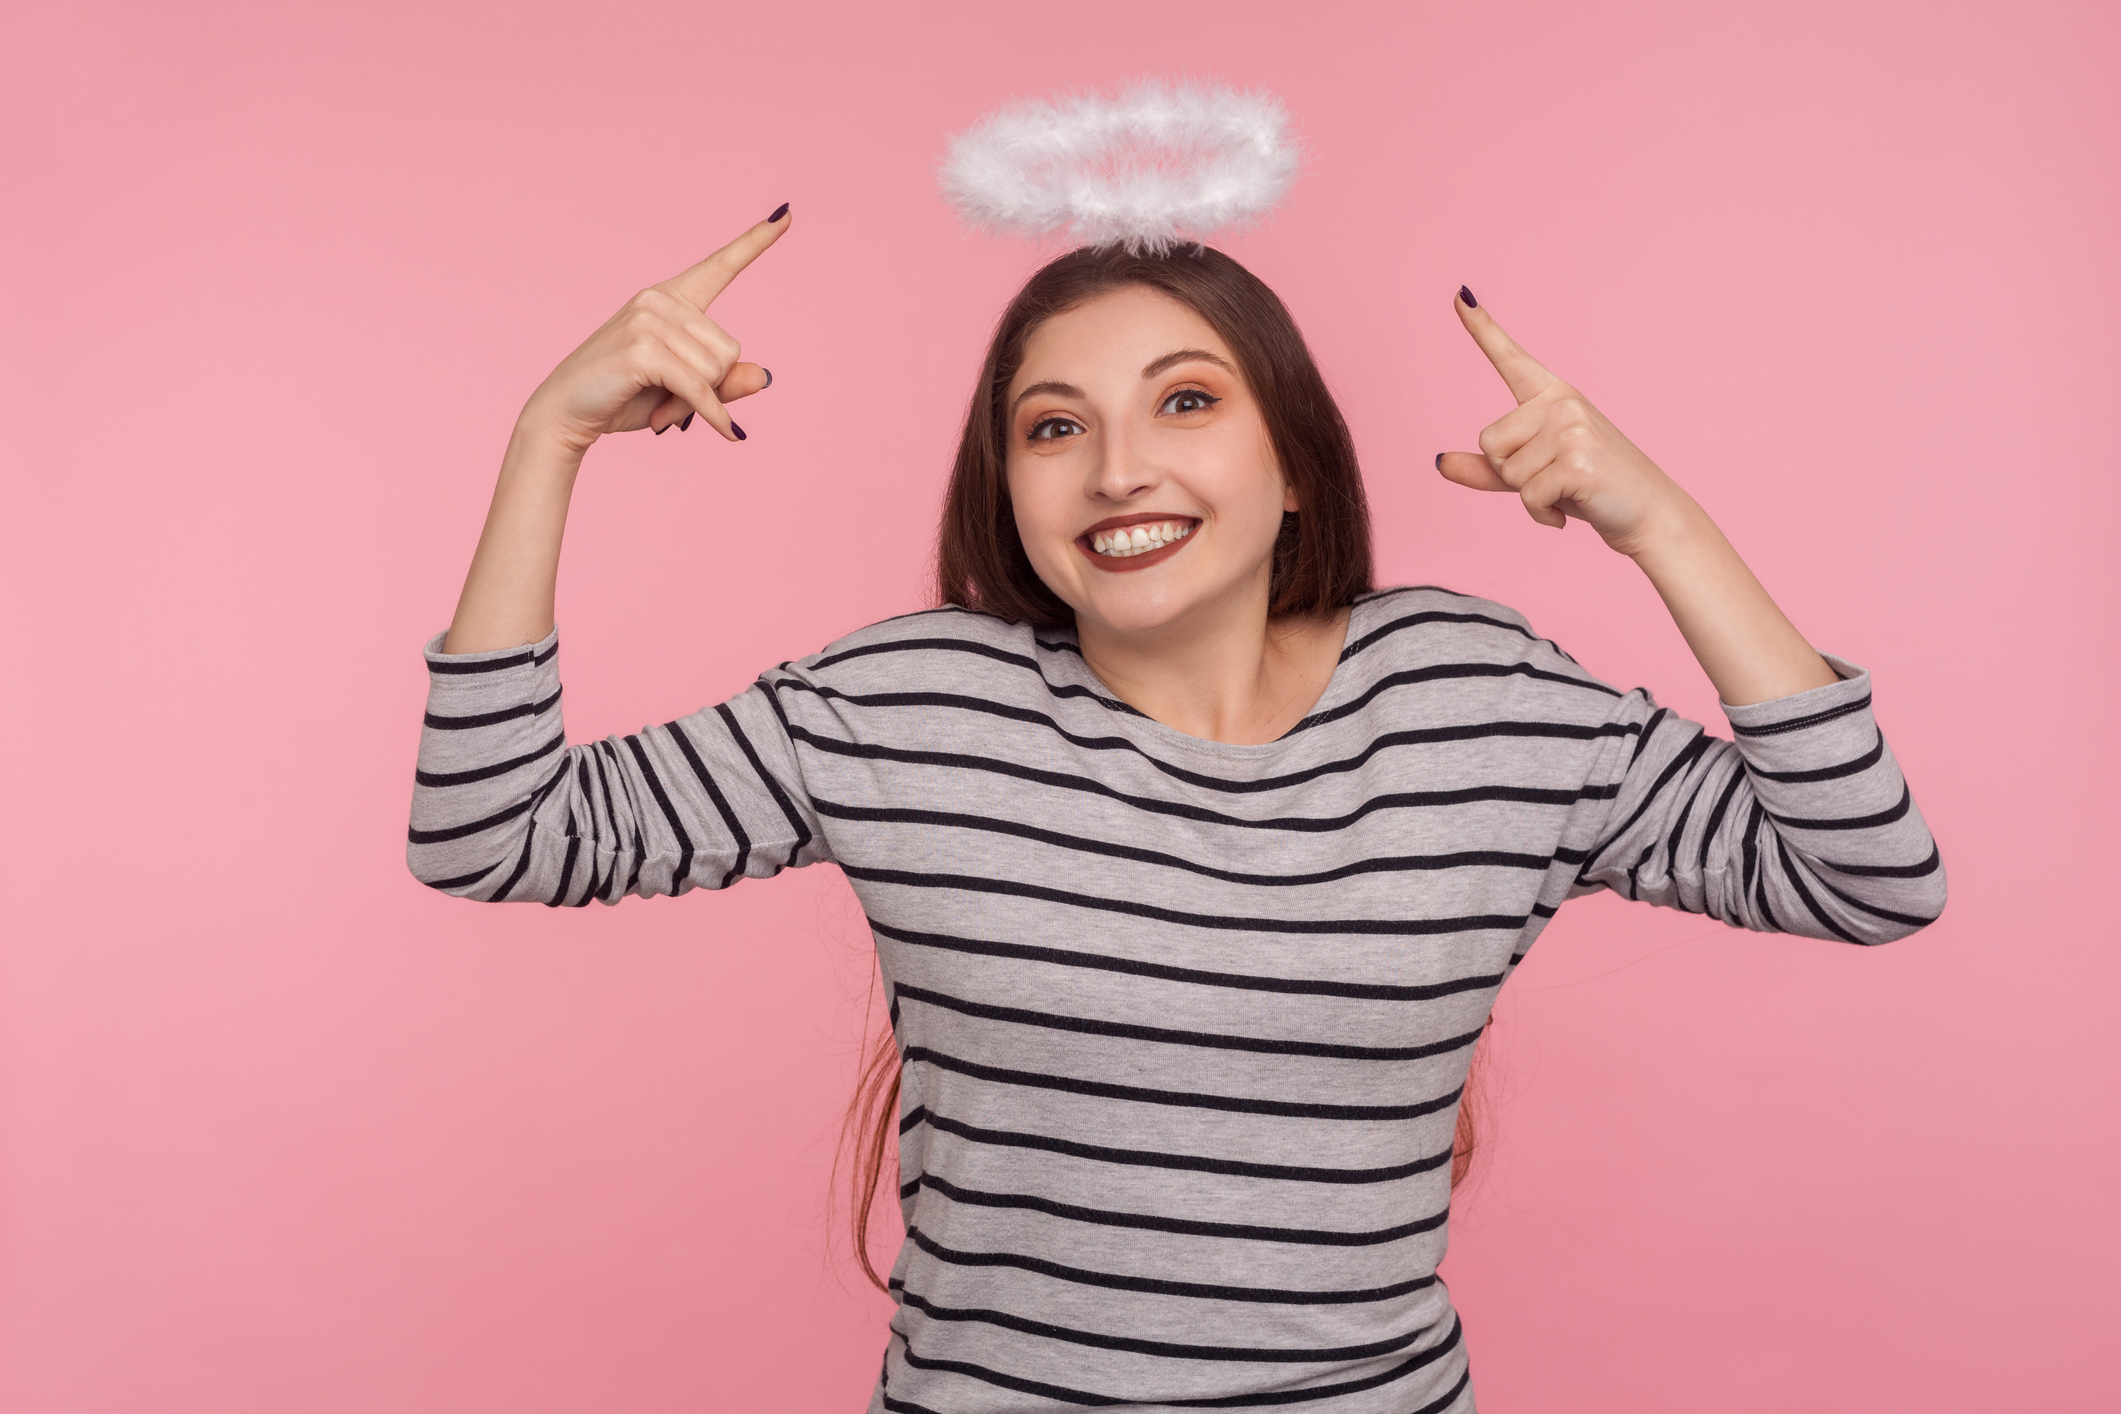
left=1076, top=513, right=1201, bottom=573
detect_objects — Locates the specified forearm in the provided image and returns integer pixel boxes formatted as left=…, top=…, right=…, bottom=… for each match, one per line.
left=1629, top=496, right=1838, bottom=707
left=443, top=417, right=584, bottom=655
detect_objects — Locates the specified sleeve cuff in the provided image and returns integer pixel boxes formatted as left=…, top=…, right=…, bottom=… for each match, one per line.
left=422, top=626, right=560, bottom=676
left=1720, top=653, right=1872, bottom=739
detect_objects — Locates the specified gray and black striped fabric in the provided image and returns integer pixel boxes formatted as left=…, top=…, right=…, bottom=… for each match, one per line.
left=408, top=585, right=1944, bottom=1413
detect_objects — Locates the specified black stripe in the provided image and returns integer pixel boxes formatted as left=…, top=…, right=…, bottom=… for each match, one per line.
left=415, top=731, right=565, bottom=788
left=1740, top=800, right=1766, bottom=910
left=911, top=1172, right=1450, bottom=1246
left=780, top=677, right=1635, bottom=796
left=851, top=866, right=1528, bottom=937
left=419, top=860, right=499, bottom=892
left=905, top=1046, right=1463, bottom=1121
left=1750, top=732, right=1885, bottom=783
left=1695, top=759, right=1749, bottom=874
left=813, top=634, right=1043, bottom=674
left=1631, top=707, right=1671, bottom=767
left=1339, top=607, right=1542, bottom=661
left=487, top=821, right=538, bottom=902
left=1814, top=843, right=1942, bottom=879
left=1731, top=694, right=1872, bottom=737
left=1774, top=837, right=1864, bottom=945
left=663, top=717, right=751, bottom=887
left=871, top=918, right=1507, bottom=1002
left=422, top=688, right=561, bottom=731
left=716, top=703, right=812, bottom=864
left=817, top=799, right=1554, bottom=886
left=893, top=1285, right=1429, bottom=1362
left=426, top=649, right=535, bottom=675
left=895, top=982, right=1486, bottom=1061
left=909, top=1106, right=1452, bottom=1184
left=894, top=1320, right=1465, bottom=1409
left=623, top=734, right=693, bottom=891
left=1290, top=660, right=1622, bottom=734
left=1808, top=870, right=1943, bottom=930
left=407, top=796, right=531, bottom=845
left=1768, top=783, right=1912, bottom=832
left=1579, top=727, right=1711, bottom=880
left=903, top=1225, right=1436, bottom=1304
left=789, top=731, right=1610, bottom=830
left=548, top=832, right=579, bottom=907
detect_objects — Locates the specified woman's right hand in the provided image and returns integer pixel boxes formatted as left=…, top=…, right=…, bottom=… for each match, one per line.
left=520, top=205, right=789, bottom=455
left=441, top=208, right=789, bottom=654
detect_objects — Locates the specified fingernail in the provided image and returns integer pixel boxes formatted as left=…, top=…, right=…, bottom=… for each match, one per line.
left=654, top=423, right=669, bottom=436
left=762, top=367, right=774, bottom=389
left=767, top=203, right=789, bottom=223
left=1458, top=285, right=1478, bottom=309
left=679, top=412, right=695, bottom=432
left=731, top=421, right=747, bottom=441
left=1434, top=453, right=1444, bottom=471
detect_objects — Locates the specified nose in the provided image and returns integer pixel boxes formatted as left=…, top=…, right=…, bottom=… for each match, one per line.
left=1089, top=420, right=1157, bottom=503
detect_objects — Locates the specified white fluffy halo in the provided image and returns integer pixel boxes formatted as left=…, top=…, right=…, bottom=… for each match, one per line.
left=939, top=80, right=1300, bottom=255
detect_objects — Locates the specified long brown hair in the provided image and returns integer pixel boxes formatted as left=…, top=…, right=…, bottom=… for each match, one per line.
left=838, top=243, right=1482, bottom=1291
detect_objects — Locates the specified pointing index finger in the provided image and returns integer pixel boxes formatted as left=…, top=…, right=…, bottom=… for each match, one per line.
left=664, top=203, right=792, bottom=310
left=1455, top=288, right=1555, bottom=405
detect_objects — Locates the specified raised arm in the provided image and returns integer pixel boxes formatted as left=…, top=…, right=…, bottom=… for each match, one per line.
left=409, top=209, right=830, bottom=906
left=1435, top=287, right=1838, bottom=708
left=444, top=207, right=789, bottom=654
left=1436, top=290, right=1943, bottom=940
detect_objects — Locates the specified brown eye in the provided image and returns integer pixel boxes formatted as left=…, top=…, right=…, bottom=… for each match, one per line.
left=1028, top=416, right=1084, bottom=442
left=1160, top=390, right=1220, bottom=416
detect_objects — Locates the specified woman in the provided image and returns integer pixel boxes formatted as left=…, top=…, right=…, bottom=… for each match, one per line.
left=409, top=207, right=1943, bottom=1412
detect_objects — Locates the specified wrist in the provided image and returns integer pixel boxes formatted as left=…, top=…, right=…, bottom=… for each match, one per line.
left=503, top=407, right=591, bottom=484
left=1621, top=490, right=1719, bottom=574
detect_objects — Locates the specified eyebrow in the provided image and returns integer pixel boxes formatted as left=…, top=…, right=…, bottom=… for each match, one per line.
left=1010, top=350, right=1235, bottom=415
left=1010, top=379, right=1084, bottom=413
left=1141, top=348, right=1233, bottom=379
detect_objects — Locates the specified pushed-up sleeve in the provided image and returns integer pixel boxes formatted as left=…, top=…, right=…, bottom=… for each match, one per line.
left=406, top=630, right=830, bottom=905
left=1571, top=656, right=1944, bottom=944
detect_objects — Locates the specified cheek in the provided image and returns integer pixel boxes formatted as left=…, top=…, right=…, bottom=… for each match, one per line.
left=1005, top=463, right=1074, bottom=565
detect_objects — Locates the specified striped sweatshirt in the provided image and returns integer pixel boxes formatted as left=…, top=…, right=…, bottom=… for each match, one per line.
left=406, top=585, right=1945, bottom=1414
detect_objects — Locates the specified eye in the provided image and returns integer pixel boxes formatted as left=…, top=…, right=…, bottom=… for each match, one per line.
left=1160, top=388, right=1221, bottom=416
left=1027, top=415, right=1085, bottom=443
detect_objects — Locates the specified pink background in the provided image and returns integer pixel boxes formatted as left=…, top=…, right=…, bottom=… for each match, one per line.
left=3, top=2, right=2115, bottom=1409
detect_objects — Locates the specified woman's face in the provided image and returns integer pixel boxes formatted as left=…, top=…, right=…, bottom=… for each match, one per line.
left=1004, top=285, right=1294, bottom=639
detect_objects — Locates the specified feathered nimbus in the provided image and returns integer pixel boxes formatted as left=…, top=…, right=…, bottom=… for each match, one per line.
left=939, top=81, right=1300, bottom=255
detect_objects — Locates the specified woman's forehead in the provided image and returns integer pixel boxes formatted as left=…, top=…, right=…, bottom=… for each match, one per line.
left=1012, top=287, right=1232, bottom=392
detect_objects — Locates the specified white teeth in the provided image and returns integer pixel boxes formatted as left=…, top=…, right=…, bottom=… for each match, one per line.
left=1089, top=520, right=1195, bottom=558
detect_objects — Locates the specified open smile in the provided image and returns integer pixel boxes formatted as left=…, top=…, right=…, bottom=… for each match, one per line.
left=1076, top=514, right=1201, bottom=573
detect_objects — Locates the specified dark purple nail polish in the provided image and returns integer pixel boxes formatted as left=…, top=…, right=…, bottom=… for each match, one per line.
left=654, top=423, right=669, bottom=436
left=731, top=421, right=747, bottom=441
left=767, top=203, right=789, bottom=223
left=762, top=367, right=773, bottom=389
left=679, top=412, right=695, bottom=432
left=1434, top=453, right=1444, bottom=471
left=1458, top=285, right=1478, bottom=309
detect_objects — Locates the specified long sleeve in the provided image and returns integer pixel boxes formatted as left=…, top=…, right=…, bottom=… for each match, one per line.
left=1569, top=655, right=1945, bottom=943
left=406, top=630, right=830, bottom=905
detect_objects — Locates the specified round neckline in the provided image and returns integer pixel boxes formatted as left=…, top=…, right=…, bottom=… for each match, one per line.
left=1044, top=596, right=1378, bottom=760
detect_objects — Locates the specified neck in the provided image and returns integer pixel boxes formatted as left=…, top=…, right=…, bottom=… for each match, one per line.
left=1074, top=580, right=1350, bottom=746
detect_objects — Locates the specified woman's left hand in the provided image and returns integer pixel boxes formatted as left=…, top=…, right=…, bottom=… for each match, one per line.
left=1435, top=289, right=1693, bottom=559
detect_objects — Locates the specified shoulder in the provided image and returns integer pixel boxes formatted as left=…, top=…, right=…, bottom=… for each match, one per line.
left=774, top=605, right=1066, bottom=688
left=1327, top=584, right=1625, bottom=719
left=1342, top=584, right=1573, bottom=667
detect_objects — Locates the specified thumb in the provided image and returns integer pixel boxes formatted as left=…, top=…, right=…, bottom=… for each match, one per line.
left=1435, top=451, right=1512, bottom=492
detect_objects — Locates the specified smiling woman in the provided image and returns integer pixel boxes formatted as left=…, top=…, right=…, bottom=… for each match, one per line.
left=408, top=213, right=1944, bottom=1414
